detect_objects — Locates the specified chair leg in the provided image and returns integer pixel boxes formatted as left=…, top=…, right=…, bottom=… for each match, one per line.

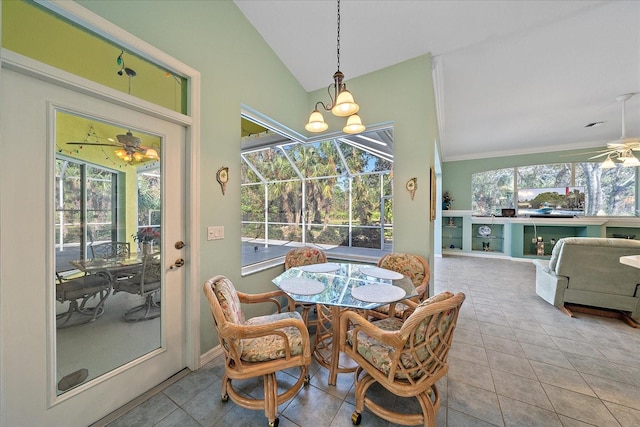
left=353, top=371, right=440, bottom=427
left=264, top=373, right=279, bottom=427
left=353, top=370, right=376, bottom=420
left=56, top=289, right=109, bottom=328
left=415, top=386, right=439, bottom=427
left=221, top=373, right=230, bottom=402
left=123, top=292, right=161, bottom=322
left=77, top=288, right=109, bottom=322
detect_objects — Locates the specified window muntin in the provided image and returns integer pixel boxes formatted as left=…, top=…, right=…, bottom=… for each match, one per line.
left=55, top=158, right=117, bottom=271
left=243, top=148, right=300, bottom=181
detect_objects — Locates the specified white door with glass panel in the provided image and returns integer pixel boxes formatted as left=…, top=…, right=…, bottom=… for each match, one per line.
left=0, top=66, right=187, bottom=425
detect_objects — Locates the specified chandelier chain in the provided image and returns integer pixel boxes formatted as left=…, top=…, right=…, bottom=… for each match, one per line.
left=336, top=0, right=341, bottom=71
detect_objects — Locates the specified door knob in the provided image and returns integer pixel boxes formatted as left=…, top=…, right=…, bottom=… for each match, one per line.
left=174, top=241, right=186, bottom=249
left=169, top=258, right=185, bottom=269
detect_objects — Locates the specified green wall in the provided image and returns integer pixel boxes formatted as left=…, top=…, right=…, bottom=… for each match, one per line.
left=442, top=148, right=611, bottom=211
left=14, top=0, right=438, bottom=355
left=74, top=0, right=311, bottom=353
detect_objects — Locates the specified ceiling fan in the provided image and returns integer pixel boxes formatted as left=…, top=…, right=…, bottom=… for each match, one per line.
left=586, top=93, right=640, bottom=167
left=67, top=125, right=159, bottom=163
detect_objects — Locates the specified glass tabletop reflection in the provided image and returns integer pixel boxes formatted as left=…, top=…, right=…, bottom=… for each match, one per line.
left=272, top=262, right=417, bottom=309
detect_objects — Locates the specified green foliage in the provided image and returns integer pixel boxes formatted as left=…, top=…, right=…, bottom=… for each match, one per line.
left=473, top=162, right=635, bottom=216
left=240, top=138, right=393, bottom=250
left=530, top=192, right=564, bottom=207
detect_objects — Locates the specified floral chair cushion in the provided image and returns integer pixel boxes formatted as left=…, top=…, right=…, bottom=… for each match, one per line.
left=213, top=277, right=244, bottom=325
left=285, top=247, right=327, bottom=269
left=378, top=253, right=429, bottom=288
left=241, top=312, right=306, bottom=362
left=347, top=292, right=454, bottom=379
left=373, top=302, right=412, bottom=318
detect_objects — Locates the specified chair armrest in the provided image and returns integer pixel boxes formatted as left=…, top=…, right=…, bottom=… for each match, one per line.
left=340, top=310, right=405, bottom=349
left=237, top=289, right=294, bottom=313
left=394, top=298, right=419, bottom=320
left=414, top=284, right=428, bottom=301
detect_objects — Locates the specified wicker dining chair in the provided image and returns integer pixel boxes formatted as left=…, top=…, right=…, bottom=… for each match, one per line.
left=284, top=246, right=327, bottom=326
left=341, top=291, right=465, bottom=427
left=370, top=253, right=430, bottom=320
left=203, top=275, right=311, bottom=427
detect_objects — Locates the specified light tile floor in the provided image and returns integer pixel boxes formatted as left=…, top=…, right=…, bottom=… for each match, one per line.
left=103, top=256, right=640, bottom=426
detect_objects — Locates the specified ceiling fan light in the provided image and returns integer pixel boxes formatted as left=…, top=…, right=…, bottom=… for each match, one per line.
left=114, top=149, right=127, bottom=158
left=305, top=110, right=329, bottom=132
left=133, top=152, right=143, bottom=161
left=145, top=148, right=159, bottom=159
left=343, top=114, right=365, bottom=134
left=123, top=154, right=132, bottom=162
left=622, top=155, right=640, bottom=167
left=601, top=157, right=616, bottom=169
left=332, top=89, right=359, bottom=117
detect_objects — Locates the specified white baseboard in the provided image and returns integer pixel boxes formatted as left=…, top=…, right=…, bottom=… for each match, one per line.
left=199, top=345, right=223, bottom=367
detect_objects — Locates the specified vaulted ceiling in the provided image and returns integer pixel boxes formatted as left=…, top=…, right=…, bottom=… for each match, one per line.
left=235, top=0, right=640, bottom=162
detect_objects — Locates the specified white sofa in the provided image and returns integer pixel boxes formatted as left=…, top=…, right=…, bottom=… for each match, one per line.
left=533, top=237, right=640, bottom=321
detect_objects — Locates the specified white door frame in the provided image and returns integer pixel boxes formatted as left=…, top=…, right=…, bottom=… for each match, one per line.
left=0, top=0, right=201, bottom=414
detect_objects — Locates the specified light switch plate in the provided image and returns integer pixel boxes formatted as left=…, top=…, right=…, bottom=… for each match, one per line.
left=207, top=226, right=224, bottom=240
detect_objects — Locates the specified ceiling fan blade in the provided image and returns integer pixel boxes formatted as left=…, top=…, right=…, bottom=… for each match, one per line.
left=588, top=151, right=615, bottom=159
left=66, top=141, right=121, bottom=147
left=560, top=149, right=610, bottom=157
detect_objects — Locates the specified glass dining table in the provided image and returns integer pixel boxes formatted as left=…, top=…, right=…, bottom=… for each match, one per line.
left=69, top=254, right=148, bottom=279
left=272, top=262, right=418, bottom=385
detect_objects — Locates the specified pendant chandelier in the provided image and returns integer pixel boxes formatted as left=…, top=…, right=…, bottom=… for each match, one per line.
left=305, top=0, right=365, bottom=135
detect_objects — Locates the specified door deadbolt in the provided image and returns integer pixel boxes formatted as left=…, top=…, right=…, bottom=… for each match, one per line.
left=170, top=258, right=185, bottom=269
left=174, top=241, right=186, bottom=249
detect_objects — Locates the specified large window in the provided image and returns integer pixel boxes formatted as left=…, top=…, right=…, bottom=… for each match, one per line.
left=471, top=167, right=514, bottom=215
left=241, top=124, right=394, bottom=267
left=472, top=162, right=636, bottom=216
left=55, top=157, right=117, bottom=271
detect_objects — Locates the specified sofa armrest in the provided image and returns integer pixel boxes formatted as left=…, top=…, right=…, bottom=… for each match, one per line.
left=533, top=259, right=568, bottom=307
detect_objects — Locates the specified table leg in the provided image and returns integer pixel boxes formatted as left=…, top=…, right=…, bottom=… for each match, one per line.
left=313, top=304, right=358, bottom=385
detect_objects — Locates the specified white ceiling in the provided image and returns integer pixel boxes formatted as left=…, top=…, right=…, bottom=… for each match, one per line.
left=234, top=0, right=640, bottom=162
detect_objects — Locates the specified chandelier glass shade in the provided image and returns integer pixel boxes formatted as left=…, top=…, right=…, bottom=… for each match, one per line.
left=622, top=153, right=640, bottom=167
left=114, top=146, right=159, bottom=163
left=305, top=0, right=365, bottom=135
left=343, top=113, right=365, bottom=134
left=331, top=89, right=359, bottom=117
left=305, top=109, right=329, bottom=132
left=601, top=156, right=616, bottom=169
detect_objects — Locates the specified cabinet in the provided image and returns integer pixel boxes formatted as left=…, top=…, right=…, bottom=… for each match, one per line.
left=471, top=223, right=504, bottom=253
left=606, top=227, right=639, bottom=240
left=438, top=212, right=640, bottom=259
left=442, top=216, right=463, bottom=251
left=521, top=225, right=587, bottom=257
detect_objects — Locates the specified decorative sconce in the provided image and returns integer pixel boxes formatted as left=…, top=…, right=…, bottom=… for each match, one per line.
left=217, top=167, right=229, bottom=195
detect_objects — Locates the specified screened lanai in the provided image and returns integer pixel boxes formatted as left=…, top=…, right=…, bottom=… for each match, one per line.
left=241, top=121, right=394, bottom=267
